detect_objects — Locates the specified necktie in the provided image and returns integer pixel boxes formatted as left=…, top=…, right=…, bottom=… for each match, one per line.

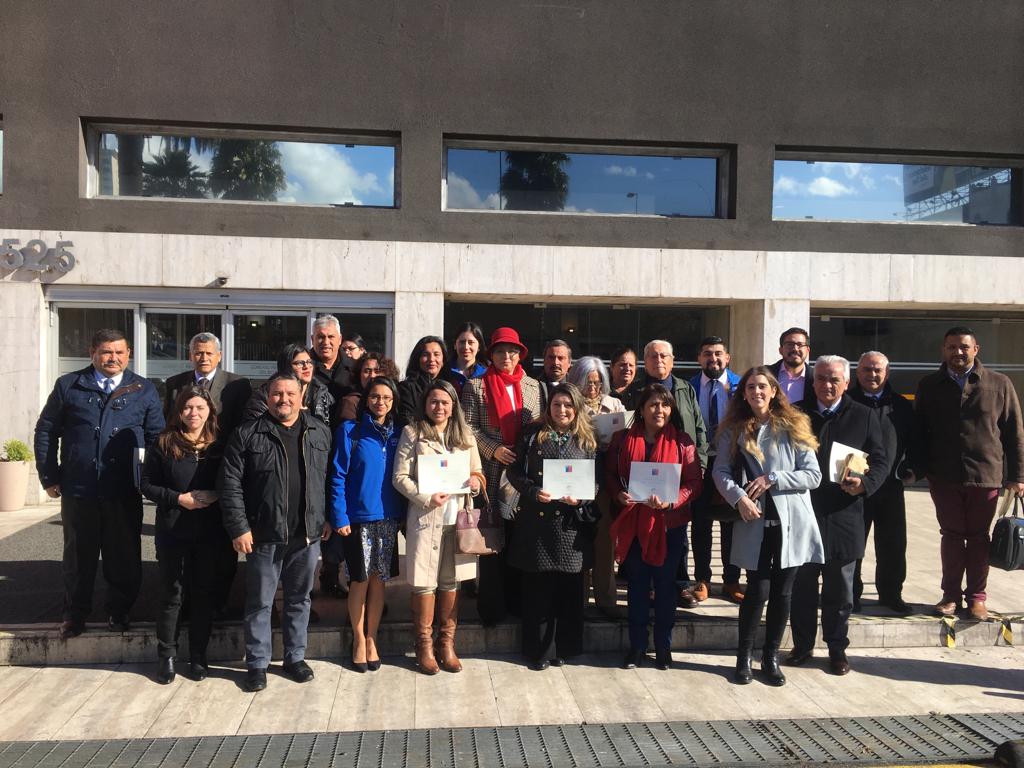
left=822, top=408, right=834, bottom=421
left=103, top=378, right=114, bottom=394
left=707, top=380, right=719, bottom=437
left=198, top=377, right=210, bottom=391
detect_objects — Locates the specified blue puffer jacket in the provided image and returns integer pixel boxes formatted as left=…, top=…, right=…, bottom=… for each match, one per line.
left=328, top=413, right=403, bottom=529
left=34, top=366, right=165, bottom=498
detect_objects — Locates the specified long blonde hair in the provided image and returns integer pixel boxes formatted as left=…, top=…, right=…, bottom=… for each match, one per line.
left=717, top=366, right=818, bottom=461
left=415, top=380, right=475, bottom=450
left=535, top=383, right=598, bottom=453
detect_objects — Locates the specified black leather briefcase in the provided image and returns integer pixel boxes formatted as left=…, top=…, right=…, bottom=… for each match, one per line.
left=989, top=494, right=1024, bottom=571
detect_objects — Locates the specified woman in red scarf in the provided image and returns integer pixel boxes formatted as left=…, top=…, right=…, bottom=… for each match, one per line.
left=460, top=327, right=543, bottom=624
left=606, top=383, right=702, bottom=670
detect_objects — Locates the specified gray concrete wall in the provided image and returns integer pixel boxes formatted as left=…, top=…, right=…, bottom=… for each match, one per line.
left=1, top=1, right=1022, bottom=256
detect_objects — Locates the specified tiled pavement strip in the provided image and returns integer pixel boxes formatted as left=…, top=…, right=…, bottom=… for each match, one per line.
left=0, top=490, right=1021, bottom=765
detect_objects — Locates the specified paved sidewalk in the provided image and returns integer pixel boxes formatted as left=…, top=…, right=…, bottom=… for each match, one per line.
left=0, top=646, right=1021, bottom=741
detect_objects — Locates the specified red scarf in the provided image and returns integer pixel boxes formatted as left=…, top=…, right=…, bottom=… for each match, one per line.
left=610, top=421, right=683, bottom=567
left=483, top=363, right=526, bottom=446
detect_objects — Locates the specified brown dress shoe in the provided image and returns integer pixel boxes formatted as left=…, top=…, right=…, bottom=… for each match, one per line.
left=678, top=589, right=699, bottom=609
left=59, top=620, right=85, bottom=640
left=934, top=600, right=958, bottom=617
left=721, top=583, right=745, bottom=604
left=968, top=601, right=989, bottom=621
left=691, top=581, right=709, bottom=602
left=829, top=652, right=851, bottom=676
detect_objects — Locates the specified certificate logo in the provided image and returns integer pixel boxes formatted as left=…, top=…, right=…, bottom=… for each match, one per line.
left=651, top=468, right=660, bottom=476
left=564, top=465, right=573, bottom=473
left=440, top=459, right=448, bottom=468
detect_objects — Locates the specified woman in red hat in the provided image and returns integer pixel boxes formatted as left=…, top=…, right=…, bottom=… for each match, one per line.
left=460, top=326, right=543, bottom=625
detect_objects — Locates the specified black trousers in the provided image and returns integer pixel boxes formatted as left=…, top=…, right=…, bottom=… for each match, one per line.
left=690, top=454, right=740, bottom=585
left=853, top=478, right=908, bottom=602
left=520, top=570, right=585, bottom=662
left=156, top=529, right=217, bottom=660
left=212, top=524, right=238, bottom=611
left=61, top=493, right=143, bottom=622
left=737, top=524, right=798, bottom=654
left=477, top=520, right=522, bottom=626
left=791, top=557, right=856, bottom=654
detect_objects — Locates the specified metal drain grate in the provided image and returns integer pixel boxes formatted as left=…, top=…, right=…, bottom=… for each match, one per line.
left=0, top=712, right=1021, bottom=767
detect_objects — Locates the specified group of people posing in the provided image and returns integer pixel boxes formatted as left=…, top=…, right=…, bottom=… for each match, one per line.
left=33, top=318, right=1024, bottom=692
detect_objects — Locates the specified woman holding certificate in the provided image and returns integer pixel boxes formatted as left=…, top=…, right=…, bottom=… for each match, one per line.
left=713, top=366, right=822, bottom=687
left=394, top=380, right=483, bottom=675
left=606, top=383, right=702, bottom=670
left=460, top=327, right=543, bottom=625
left=506, top=383, right=600, bottom=670
left=568, top=356, right=626, bottom=618
left=328, top=377, right=403, bottom=672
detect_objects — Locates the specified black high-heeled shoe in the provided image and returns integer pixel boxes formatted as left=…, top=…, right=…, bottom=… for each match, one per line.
left=350, top=642, right=368, bottom=673
left=157, top=657, right=176, bottom=685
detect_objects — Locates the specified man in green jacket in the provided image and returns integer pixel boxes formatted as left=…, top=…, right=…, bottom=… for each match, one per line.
left=622, top=339, right=708, bottom=608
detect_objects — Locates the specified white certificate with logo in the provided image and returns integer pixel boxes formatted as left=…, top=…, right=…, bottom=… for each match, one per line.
left=542, top=459, right=596, bottom=500
left=418, top=450, right=471, bottom=494
left=592, top=410, right=634, bottom=444
left=627, top=462, right=682, bottom=504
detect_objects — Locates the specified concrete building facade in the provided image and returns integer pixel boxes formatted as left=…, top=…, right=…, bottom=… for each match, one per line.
left=2, top=2, right=1023, bottom=503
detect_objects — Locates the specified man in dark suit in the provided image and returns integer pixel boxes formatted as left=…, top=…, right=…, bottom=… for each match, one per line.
left=163, top=331, right=251, bottom=615
left=848, top=351, right=914, bottom=615
left=767, top=327, right=817, bottom=414
left=163, top=332, right=251, bottom=437
left=788, top=355, right=889, bottom=676
left=34, top=328, right=165, bottom=639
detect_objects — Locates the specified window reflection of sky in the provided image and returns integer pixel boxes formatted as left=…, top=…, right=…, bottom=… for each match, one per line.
left=446, top=149, right=718, bottom=217
left=772, top=160, right=1013, bottom=224
left=100, top=134, right=395, bottom=206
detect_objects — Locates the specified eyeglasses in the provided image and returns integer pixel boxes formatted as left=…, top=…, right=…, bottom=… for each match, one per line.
left=782, top=342, right=808, bottom=350
left=368, top=394, right=394, bottom=403
left=342, top=344, right=360, bottom=352
left=292, top=360, right=314, bottom=368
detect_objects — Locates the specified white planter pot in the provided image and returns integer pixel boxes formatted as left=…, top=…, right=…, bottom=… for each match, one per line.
left=0, top=461, right=30, bottom=512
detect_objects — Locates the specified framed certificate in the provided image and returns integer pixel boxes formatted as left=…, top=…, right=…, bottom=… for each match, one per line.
left=418, top=450, right=471, bottom=494
left=626, top=461, right=682, bottom=504
left=592, top=410, right=634, bottom=444
left=542, top=459, right=596, bottom=500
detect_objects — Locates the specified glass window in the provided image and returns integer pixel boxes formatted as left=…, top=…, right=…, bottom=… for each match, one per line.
left=57, top=308, right=135, bottom=377
left=144, top=312, right=223, bottom=396
left=444, top=302, right=726, bottom=376
left=233, top=314, right=308, bottom=379
left=446, top=145, right=722, bottom=217
left=774, top=157, right=1022, bottom=225
left=811, top=312, right=1024, bottom=398
left=93, top=129, right=396, bottom=206
left=325, top=312, right=389, bottom=358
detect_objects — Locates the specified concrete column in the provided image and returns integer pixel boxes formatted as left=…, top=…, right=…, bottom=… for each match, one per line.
left=0, top=282, right=47, bottom=505
left=729, top=298, right=810, bottom=373
left=392, top=291, right=445, bottom=375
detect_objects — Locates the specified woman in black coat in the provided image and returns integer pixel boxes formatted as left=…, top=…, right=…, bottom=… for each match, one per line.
left=506, top=383, right=599, bottom=670
left=397, top=335, right=448, bottom=427
left=140, top=385, right=223, bottom=684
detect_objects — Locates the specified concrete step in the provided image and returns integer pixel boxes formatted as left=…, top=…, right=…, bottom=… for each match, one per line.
left=3, top=612, right=1020, bottom=666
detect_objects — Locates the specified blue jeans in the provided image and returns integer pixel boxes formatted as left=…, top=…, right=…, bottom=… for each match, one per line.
left=625, top=525, right=686, bottom=652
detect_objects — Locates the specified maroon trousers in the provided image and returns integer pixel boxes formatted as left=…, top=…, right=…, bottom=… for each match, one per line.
left=927, top=481, right=999, bottom=603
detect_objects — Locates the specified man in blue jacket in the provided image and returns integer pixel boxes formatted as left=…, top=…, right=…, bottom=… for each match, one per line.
left=686, top=336, right=743, bottom=605
left=34, top=328, right=164, bottom=640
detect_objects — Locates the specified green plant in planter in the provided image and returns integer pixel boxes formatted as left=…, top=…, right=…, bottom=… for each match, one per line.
left=2, top=439, right=33, bottom=463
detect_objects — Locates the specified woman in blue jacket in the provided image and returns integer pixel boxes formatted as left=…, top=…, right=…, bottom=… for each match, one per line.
left=328, top=377, right=403, bottom=672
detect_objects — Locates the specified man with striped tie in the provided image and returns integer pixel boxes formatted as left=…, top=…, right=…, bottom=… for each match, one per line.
left=35, top=328, right=164, bottom=640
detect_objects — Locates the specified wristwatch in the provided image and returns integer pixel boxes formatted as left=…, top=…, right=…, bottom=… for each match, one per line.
left=767, top=472, right=778, bottom=486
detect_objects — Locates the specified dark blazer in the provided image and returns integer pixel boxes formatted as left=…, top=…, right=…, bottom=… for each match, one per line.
left=34, top=366, right=164, bottom=498
left=767, top=360, right=817, bottom=414
left=163, top=368, right=251, bottom=438
left=848, top=382, right=913, bottom=480
left=809, top=394, right=890, bottom=560
left=140, top=440, right=223, bottom=538
left=218, top=411, right=332, bottom=545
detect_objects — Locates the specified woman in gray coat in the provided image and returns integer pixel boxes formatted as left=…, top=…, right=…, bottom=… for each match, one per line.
left=714, top=366, right=823, bottom=688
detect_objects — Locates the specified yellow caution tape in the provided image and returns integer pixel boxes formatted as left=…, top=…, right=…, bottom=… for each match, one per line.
left=1000, top=617, right=1014, bottom=646
left=941, top=616, right=957, bottom=647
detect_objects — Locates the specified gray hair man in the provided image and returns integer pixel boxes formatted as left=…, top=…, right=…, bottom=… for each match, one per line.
left=310, top=314, right=353, bottom=400
left=163, top=332, right=252, bottom=437
left=848, top=351, right=914, bottom=615
left=789, top=355, right=889, bottom=676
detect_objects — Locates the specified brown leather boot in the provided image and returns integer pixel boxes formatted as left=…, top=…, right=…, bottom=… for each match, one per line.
left=411, top=592, right=439, bottom=675
left=435, top=589, right=463, bottom=673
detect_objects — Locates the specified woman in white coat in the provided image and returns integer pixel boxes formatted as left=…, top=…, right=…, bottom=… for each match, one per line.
left=714, top=366, right=823, bottom=688
left=393, top=379, right=483, bottom=675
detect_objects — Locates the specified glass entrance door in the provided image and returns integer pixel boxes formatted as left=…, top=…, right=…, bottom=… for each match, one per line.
left=142, top=310, right=223, bottom=398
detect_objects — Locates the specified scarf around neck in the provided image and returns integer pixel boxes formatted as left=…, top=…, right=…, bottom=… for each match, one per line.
left=483, top=363, right=526, bottom=446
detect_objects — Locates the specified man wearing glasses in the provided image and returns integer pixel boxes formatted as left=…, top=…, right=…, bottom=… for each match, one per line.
left=768, top=328, right=817, bottom=413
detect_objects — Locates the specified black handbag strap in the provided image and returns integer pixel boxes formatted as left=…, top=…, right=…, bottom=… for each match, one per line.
left=996, top=491, right=1023, bottom=519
